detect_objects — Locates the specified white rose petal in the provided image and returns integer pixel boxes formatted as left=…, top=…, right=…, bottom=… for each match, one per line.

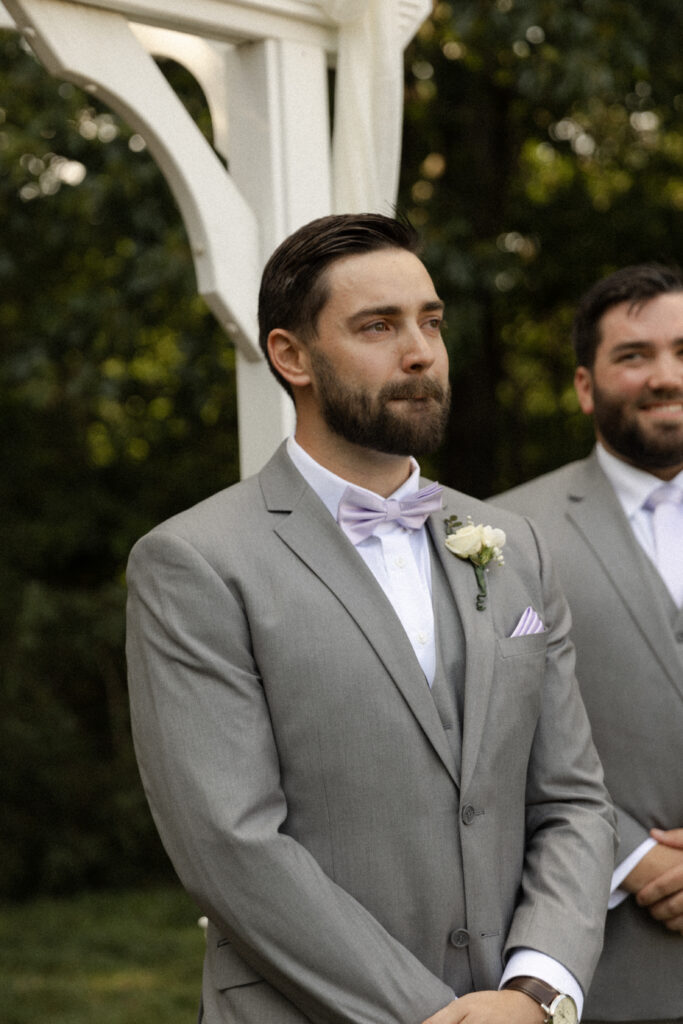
left=445, top=524, right=483, bottom=558
left=481, top=525, right=506, bottom=550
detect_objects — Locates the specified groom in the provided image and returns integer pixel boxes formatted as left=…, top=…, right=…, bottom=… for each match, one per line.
left=126, top=213, right=616, bottom=1024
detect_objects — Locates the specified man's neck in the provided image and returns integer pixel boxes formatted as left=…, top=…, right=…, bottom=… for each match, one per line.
left=293, top=427, right=414, bottom=497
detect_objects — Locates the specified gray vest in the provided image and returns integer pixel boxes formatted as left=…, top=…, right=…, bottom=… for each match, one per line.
left=429, top=546, right=475, bottom=994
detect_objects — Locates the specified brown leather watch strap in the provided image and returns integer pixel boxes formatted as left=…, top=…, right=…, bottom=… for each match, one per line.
left=503, top=975, right=560, bottom=1013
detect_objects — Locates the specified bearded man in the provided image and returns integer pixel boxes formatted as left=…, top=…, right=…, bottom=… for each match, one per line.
left=495, top=264, right=683, bottom=1024
left=126, top=214, right=615, bottom=1024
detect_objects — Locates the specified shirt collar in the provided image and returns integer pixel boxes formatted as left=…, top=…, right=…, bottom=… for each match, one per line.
left=595, top=442, right=683, bottom=517
left=286, top=436, right=421, bottom=521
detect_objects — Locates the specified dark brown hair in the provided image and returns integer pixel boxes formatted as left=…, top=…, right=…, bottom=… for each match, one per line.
left=572, top=263, right=683, bottom=368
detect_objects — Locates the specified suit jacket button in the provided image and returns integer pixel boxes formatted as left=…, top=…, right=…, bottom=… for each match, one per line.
left=461, top=804, right=476, bottom=825
left=449, top=928, right=470, bottom=948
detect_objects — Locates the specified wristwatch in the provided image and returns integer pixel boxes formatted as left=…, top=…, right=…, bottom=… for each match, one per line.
left=503, top=976, right=578, bottom=1024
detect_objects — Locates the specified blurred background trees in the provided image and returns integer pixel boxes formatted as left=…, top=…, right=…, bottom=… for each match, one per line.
left=2, top=0, right=683, bottom=899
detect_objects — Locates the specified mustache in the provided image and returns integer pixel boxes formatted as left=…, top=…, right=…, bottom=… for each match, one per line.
left=379, top=378, right=449, bottom=402
left=636, top=388, right=683, bottom=406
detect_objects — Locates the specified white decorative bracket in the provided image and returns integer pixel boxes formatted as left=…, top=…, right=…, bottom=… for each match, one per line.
left=1, top=0, right=431, bottom=475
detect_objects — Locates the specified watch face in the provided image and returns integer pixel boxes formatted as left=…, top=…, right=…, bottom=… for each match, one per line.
left=550, top=994, right=578, bottom=1024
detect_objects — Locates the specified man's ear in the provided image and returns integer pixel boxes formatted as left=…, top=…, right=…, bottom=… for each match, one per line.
left=574, top=365, right=595, bottom=415
left=267, top=329, right=312, bottom=392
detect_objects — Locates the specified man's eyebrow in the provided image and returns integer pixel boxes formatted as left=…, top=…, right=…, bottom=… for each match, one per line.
left=610, top=338, right=683, bottom=354
left=347, top=299, right=445, bottom=324
left=609, top=339, right=654, bottom=353
left=348, top=305, right=402, bottom=322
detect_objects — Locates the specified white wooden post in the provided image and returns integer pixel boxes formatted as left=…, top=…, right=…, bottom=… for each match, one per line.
left=1, top=0, right=431, bottom=476
left=226, top=36, right=331, bottom=472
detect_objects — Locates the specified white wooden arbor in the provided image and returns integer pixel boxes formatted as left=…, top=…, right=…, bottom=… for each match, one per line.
left=1, top=0, right=431, bottom=476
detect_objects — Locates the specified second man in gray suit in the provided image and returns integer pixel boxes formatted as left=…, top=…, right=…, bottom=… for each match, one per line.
left=495, top=264, right=683, bottom=1023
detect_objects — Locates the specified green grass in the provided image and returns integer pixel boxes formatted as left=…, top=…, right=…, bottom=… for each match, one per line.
left=0, top=885, right=205, bottom=1023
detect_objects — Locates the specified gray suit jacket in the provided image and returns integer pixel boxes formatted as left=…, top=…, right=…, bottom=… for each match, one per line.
left=126, top=443, right=615, bottom=1024
left=495, top=449, right=683, bottom=1020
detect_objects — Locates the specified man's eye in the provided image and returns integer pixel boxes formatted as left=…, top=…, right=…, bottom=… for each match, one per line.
left=616, top=352, right=644, bottom=362
left=364, top=321, right=389, bottom=333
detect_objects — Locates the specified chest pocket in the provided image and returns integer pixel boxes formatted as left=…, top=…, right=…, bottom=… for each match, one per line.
left=211, top=939, right=262, bottom=991
left=494, top=631, right=547, bottom=707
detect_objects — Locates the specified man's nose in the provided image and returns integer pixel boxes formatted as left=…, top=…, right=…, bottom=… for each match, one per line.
left=648, top=349, right=683, bottom=390
left=400, top=324, right=436, bottom=372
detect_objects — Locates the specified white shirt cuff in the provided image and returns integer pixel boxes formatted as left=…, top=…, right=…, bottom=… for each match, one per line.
left=500, top=949, right=583, bottom=1019
left=608, top=837, right=658, bottom=909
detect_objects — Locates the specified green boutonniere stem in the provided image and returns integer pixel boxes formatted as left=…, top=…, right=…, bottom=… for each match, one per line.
left=473, top=564, right=488, bottom=611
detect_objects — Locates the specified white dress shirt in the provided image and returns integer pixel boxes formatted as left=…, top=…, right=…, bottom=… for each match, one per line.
left=596, top=443, right=683, bottom=565
left=596, top=444, right=683, bottom=907
left=287, top=436, right=583, bottom=1013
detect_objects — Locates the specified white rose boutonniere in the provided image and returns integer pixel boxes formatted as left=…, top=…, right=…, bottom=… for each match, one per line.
left=444, top=515, right=506, bottom=611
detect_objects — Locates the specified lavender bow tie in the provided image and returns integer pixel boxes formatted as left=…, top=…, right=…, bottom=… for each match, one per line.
left=337, top=482, right=443, bottom=544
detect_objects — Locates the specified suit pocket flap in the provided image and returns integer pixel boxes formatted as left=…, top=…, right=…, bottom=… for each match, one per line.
left=497, top=632, right=547, bottom=658
left=212, top=940, right=263, bottom=990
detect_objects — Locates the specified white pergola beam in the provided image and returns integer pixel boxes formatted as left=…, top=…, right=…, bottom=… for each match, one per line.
left=45, top=0, right=337, bottom=47
left=21, top=0, right=428, bottom=49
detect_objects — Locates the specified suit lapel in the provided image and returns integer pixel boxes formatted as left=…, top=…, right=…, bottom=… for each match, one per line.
left=427, top=494, right=496, bottom=795
left=565, top=453, right=683, bottom=697
left=259, top=446, right=459, bottom=786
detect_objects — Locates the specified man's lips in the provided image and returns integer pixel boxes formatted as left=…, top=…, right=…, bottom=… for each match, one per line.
left=638, top=400, right=683, bottom=420
left=387, top=394, right=441, bottom=411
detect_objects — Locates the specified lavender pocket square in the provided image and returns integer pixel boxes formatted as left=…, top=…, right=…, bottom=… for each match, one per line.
left=510, top=606, right=545, bottom=637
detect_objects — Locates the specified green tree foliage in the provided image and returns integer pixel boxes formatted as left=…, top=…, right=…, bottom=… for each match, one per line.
left=0, top=32, right=238, bottom=898
left=400, top=0, right=683, bottom=493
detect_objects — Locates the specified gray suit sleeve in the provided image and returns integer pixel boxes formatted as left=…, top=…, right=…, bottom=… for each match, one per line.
left=503, top=520, right=617, bottom=990
left=615, top=806, right=651, bottom=862
left=126, top=529, right=453, bottom=1024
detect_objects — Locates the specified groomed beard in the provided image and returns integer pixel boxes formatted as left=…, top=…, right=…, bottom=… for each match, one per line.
left=309, top=347, right=451, bottom=457
left=592, top=382, right=683, bottom=471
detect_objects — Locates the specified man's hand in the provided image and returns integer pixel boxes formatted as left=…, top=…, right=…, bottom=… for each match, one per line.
left=421, top=990, right=544, bottom=1024
left=650, top=827, right=683, bottom=850
left=622, top=828, right=683, bottom=935
left=633, top=828, right=683, bottom=935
